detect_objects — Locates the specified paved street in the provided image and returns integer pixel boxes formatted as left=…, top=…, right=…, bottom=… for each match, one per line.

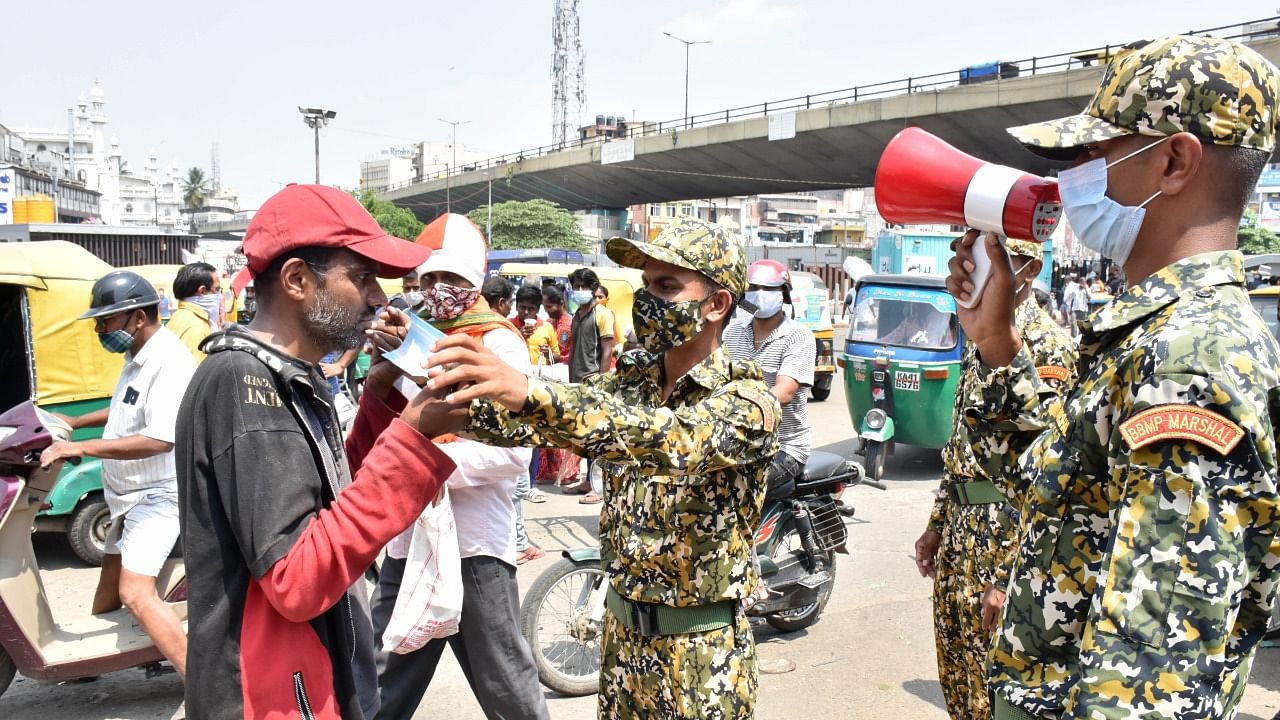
left=4, top=371, right=1280, bottom=719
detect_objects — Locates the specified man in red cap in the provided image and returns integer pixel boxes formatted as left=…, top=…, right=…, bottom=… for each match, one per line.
left=176, top=184, right=465, bottom=720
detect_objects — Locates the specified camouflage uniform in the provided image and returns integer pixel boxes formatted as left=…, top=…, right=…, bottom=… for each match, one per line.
left=971, top=36, right=1280, bottom=719
left=466, top=219, right=781, bottom=720
left=929, top=241, right=1078, bottom=720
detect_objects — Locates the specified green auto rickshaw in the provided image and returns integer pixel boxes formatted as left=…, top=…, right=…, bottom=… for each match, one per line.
left=839, top=274, right=964, bottom=482
left=0, top=241, right=124, bottom=565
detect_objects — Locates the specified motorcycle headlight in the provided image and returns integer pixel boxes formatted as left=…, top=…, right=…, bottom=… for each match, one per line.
left=865, top=409, right=888, bottom=431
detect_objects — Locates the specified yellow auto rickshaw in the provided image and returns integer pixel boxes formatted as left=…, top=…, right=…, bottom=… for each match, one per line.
left=0, top=241, right=127, bottom=565
left=789, top=271, right=837, bottom=401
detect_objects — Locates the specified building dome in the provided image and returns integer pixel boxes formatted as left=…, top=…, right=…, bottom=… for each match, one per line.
left=90, top=82, right=105, bottom=100
left=77, top=94, right=88, bottom=107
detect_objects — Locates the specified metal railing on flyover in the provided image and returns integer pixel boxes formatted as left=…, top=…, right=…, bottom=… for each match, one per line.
left=382, top=16, right=1280, bottom=195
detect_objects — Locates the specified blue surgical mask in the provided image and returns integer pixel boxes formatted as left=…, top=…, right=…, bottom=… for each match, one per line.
left=98, top=328, right=134, bottom=354
left=568, top=289, right=593, bottom=312
left=1056, top=136, right=1169, bottom=267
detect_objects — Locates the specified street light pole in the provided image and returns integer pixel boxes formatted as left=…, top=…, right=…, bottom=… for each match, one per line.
left=663, top=32, right=711, bottom=129
left=438, top=117, right=471, bottom=213
left=298, top=107, right=337, bottom=184
left=485, top=172, right=493, bottom=240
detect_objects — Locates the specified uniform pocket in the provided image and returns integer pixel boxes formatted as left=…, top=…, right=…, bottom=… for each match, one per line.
left=1098, top=466, right=1193, bottom=647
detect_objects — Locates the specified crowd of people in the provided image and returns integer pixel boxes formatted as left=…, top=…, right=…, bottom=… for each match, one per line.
left=29, top=31, right=1280, bottom=720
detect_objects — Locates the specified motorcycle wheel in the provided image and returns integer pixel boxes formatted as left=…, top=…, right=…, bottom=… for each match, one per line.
left=519, top=557, right=605, bottom=697
left=0, top=645, right=15, bottom=698
left=864, top=441, right=887, bottom=484
left=765, top=525, right=838, bottom=633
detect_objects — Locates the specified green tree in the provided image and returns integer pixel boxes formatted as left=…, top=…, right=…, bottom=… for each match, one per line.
left=467, top=199, right=588, bottom=252
left=1239, top=209, right=1280, bottom=255
left=358, top=191, right=424, bottom=241
left=181, top=167, right=209, bottom=210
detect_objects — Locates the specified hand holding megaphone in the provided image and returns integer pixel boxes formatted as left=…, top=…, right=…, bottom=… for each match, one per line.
left=947, top=230, right=1023, bottom=368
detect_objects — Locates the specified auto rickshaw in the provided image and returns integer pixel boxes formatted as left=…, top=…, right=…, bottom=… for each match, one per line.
left=1249, top=285, right=1280, bottom=341
left=788, top=271, right=837, bottom=401
left=0, top=241, right=123, bottom=565
left=838, top=274, right=964, bottom=482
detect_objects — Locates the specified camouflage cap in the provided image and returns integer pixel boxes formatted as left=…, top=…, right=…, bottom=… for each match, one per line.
left=1008, top=35, right=1280, bottom=159
left=605, top=219, right=747, bottom=296
left=1005, top=237, right=1042, bottom=260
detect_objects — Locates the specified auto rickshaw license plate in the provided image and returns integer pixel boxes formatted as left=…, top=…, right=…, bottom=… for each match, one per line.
left=894, top=370, right=921, bottom=392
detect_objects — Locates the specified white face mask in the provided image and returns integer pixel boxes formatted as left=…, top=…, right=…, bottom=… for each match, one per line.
left=186, top=293, right=224, bottom=330
left=1056, top=136, right=1169, bottom=267
left=745, top=289, right=784, bottom=318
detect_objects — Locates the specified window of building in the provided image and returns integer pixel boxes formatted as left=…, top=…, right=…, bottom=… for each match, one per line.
left=680, top=205, right=692, bottom=217
left=666, top=205, right=676, bottom=218
left=648, top=204, right=660, bottom=217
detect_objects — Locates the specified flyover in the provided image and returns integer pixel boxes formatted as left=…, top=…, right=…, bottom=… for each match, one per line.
left=381, top=20, right=1280, bottom=221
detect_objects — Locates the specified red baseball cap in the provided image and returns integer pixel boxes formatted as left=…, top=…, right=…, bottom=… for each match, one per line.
left=230, top=184, right=430, bottom=296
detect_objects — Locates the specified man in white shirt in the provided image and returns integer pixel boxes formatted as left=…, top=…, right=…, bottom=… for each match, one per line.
left=40, top=270, right=196, bottom=680
left=1062, top=274, right=1090, bottom=335
left=368, top=214, right=548, bottom=720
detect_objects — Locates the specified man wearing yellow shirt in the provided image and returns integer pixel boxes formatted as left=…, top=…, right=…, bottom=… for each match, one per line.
left=516, top=284, right=559, bottom=366
left=166, top=262, right=222, bottom=361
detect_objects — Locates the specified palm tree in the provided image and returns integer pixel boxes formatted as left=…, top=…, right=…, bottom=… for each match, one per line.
left=181, top=167, right=209, bottom=210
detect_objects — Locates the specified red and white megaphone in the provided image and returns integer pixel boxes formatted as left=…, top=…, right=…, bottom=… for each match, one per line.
left=874, top=127, right=1061, bottom=306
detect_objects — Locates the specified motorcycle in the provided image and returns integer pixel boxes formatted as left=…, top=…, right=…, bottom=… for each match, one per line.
left=518, top=450, right=884, bottom=696
left=0, top=401, right=187, bottom=698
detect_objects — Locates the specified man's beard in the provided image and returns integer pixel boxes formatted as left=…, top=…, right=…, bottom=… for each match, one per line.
left=303, top=283, right=370, bottom=353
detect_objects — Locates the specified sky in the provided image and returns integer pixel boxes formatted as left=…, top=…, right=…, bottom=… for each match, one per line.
left=1, top=1, right=1274, bottom=209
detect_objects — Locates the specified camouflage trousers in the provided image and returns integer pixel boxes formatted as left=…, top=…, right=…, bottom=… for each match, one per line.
left=932, top=501, right=1011, bottom=720
left=598, top=610, right=757, bottom=719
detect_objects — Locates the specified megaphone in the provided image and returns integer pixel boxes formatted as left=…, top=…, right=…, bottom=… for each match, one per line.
left=874, top=127, right=1061, bottom=307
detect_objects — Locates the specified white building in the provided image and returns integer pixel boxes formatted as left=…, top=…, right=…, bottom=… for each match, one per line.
left=360, top=154, right=416, bottom=193
left=9, top=82, right=187, bottom=229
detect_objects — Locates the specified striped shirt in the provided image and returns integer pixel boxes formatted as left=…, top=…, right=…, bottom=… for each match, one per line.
left=101, top=325, right=197, bottom=516
left=724, top=315, right=815, bottom=464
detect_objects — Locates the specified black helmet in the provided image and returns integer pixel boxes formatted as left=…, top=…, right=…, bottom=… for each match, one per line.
left=79, top=270, right=160, bottom=320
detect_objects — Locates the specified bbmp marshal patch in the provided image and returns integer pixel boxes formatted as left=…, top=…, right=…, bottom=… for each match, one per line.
left=736, top=385, right=776, bottom=431
left=1037, top=365, right=1071, bottom=383
left=1119, top=404, right=1245, bottom=455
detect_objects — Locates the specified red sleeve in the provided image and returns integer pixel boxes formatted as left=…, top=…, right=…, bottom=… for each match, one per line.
left=344, top=389, right=408, bottom=472
left=258, top=418, right=452, bottom=622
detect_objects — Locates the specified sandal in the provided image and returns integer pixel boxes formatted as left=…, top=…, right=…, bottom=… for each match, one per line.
left=527, top=489, right=548, bottom=503
left=562, top=481, right=591, bottom=495
left=516, top=546, right=546, bottom=565
left=578, top=492, right=603, bottom=504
